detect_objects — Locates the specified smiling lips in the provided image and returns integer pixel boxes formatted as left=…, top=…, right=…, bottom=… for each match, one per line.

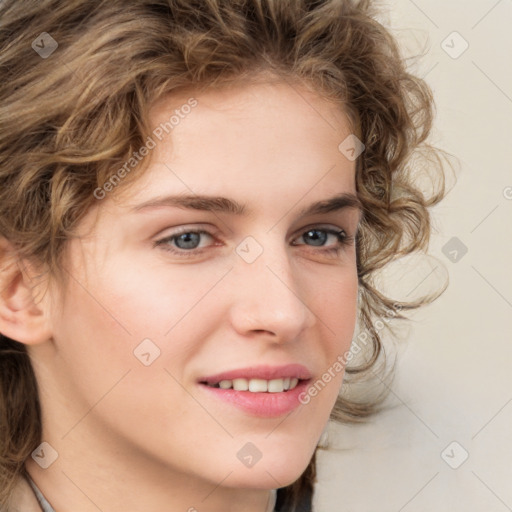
left=198, top=364, right=312, bottom=417
left=199, top=363, right=311, bottom=389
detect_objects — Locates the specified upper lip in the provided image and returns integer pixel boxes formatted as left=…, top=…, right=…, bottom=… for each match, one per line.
left=199, top=364, right=312, bottom=385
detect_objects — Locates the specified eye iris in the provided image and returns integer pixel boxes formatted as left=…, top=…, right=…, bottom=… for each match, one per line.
left=305, top=229, right=327, bottom=246
left=167, top=229, right=338, bottom=252
left=175, top=232, right=200, bottom=249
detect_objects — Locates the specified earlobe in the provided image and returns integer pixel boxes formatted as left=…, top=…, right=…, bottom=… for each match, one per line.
left=0, top=238, right=52, bottom=346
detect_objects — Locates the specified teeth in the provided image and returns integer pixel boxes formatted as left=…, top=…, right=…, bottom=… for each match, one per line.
left=268, top=379, right=284, bottom=393
left=232, top=378, right=249, bottom=391
left=208, top=377, right=301, bottom=392
left=249, top=379, right=268, bottom=392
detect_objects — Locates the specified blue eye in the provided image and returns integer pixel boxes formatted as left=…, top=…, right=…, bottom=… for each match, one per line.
left=171, top=231, right=205, bottom=250
left=154, top=226, right=354, bottom=259
left=291, top=227, right=354, bottom=257
left=295, top=228, right=347, bottom=247
left=155, top=229, right=214, bottom=254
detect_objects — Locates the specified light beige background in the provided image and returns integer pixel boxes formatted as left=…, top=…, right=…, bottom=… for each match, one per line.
left=316, top=1, right=512, bottom=511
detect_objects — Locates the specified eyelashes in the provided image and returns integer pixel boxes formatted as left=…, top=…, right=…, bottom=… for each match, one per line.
left=291, top=227, right=354, bottom=256
left=154, top=229, right=217, bottom=257
left=154, top=226, right=355, bottom=260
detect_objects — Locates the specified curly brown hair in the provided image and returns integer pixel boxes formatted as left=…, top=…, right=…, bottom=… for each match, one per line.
left=0, top=0, right=450, bottom=509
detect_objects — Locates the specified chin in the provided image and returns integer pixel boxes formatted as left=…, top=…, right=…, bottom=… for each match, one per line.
left=228, top=462, right=313, bottom=491
left=223, top=441, right=317, bottom=490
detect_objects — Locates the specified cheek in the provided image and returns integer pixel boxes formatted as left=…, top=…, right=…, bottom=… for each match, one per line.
left=280, top=249, right=357, bottom=399
left=51, top=278, right=135, bottom=380
left=319, top=272, right=359, bottom=344
left=310, top=273, right=359, bottom=402
left=95, top=253, right=231, bottom=339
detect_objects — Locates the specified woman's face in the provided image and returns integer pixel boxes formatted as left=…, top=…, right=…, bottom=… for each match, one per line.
left=33, top=80, right=361, bottom=497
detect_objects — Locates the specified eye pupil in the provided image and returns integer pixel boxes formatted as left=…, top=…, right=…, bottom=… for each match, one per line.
left=176, top=232, right=200, bottom=249
left=305, top=229, right=327, bottom=246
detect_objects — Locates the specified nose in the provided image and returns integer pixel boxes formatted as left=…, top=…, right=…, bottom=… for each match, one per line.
left=227, top=239, right=316, bottom=342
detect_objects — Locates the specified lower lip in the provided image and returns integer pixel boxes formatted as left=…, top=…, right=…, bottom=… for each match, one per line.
left=198, top=380, right=310, bottom=418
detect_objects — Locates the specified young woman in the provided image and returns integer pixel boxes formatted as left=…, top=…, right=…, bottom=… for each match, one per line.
left=0, top=1, right=448, bottom=510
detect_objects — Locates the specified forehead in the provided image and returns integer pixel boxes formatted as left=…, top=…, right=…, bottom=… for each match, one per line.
left=135, top=81, right=354, bottom=191
left=148, top=79, right=354, bottom=144
left=90, top=80, right=359, bottom=231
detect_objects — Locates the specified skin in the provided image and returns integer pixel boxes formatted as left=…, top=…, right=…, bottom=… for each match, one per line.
left=7, top=79, right=362, bottom=511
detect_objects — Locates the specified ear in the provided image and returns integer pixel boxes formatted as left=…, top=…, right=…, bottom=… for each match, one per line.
left=0, top=237, right=52, bottom=345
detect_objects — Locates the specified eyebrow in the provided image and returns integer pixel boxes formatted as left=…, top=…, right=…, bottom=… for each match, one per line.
left=130, top=192, right=363, bottom=220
